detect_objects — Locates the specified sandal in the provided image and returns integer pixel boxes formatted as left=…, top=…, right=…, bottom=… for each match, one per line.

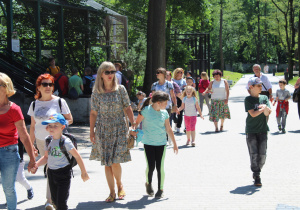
left=186, top=139, right=191, bottom=145
left=118, top=189, right=126, bottom=200
left=215, top=127, right=219, bottom=132
left=191, top=141, right=195, bottom=147
left=220, top=126, right=223, bottom=131
left=105, top=193, right=116, bottom=203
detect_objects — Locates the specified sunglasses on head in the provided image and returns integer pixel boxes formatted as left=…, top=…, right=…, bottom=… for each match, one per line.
left=41, top=82, right=54, bottom=87
left=104, top=70, right=117, bottom=75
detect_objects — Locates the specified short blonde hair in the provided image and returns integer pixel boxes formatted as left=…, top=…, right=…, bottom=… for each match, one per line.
left=93, top=61, right=118, bottom=94
left=201, top=72, right=209, bottom=80
left=173, top=68, right=184, bottom=79
left=0, top=72, right=16, bottom=97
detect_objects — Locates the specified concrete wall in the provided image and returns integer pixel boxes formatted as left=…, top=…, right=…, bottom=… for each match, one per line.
left=10, top=91, right=91, bottom=124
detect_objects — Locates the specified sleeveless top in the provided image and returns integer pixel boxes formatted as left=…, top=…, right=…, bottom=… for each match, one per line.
left=211, top=79, right=226, bottom=100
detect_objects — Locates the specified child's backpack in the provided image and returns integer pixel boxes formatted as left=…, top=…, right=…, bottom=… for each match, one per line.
left=68, top=87, right=79, bottom=100
left=45, top=133, right=78, bottom=168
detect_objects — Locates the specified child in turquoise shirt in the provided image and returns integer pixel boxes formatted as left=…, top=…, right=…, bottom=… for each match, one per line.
left=135, top=91, right=178, bottom=199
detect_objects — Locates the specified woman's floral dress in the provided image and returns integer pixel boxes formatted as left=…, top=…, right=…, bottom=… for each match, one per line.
left=89, top=85, right=131, bottom=166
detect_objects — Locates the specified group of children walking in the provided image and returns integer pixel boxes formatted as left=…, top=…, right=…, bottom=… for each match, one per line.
left=21, top=73, right=292, bottom=209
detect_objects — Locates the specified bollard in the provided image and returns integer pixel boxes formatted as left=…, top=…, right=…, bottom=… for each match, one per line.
left=284, top=72, right=289, bottom=84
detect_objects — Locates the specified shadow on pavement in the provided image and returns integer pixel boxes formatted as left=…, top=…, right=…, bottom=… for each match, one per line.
left=276, top=204, right=300, bottom=209
left=178, top=145, right=194, bottom=150
left=239, top=133, right=246, bottom=135
left=270, top=131, right=283, bottom=135
left=201, top=131, right=220, bottom=135
left=25, top=204, right=44, bottom=210
left=288, top=130, right=300, bottom=133
left=74, top=195, right=167, bottom=209
left=230, top=185, right=261, bottom=195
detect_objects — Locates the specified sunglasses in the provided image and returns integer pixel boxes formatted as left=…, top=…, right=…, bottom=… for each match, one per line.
left=41, top=83, right=54, bottom=87
left=104, top=71, right=116, bottom=75
left=178, top=72, right=183, bottom=74
left=156, top=71, right=163, bottom=74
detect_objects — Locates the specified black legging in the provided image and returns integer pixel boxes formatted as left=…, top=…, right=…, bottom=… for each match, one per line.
left=298, top=95, right=300, bottom=119
left=144, top=144, right=166, bottom=190
left=176, top=97, right=183, bottom=128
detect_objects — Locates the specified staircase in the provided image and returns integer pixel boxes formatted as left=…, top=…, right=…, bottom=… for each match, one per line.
left=0, top=47, right=45, bottom=96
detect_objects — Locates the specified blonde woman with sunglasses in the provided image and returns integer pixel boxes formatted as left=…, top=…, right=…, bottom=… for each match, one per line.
left=27, top=73, right=73, bottom=210
left=172, top=68, right=187, bottom=133
left=89, top=61, right=135, bottom=203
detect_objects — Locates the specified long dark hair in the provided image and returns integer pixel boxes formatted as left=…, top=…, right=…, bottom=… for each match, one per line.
left=138, top=91, right=169, bottom=114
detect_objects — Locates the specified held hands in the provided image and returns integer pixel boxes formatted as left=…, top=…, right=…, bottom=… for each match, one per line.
left=129, top=129, right=138, bottom=137
left=30, top=166, right=38, bottom=174
left=258, top=104, right=267, bottom=112
left=81, top=172, right=90, bottom=182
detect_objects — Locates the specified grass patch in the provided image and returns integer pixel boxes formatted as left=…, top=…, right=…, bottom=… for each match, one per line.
left=209, top=70, right=243, bottom=87
left=288, top=76, right=299, bottom=86
left=275, top=72, right=284, bottom=76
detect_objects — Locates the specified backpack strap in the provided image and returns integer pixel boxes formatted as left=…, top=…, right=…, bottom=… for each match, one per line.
left=59, top=137, right=71, bottom=164
left=58, top=98, right=62, bottom=113
left=183, top=96, right=187, bottom=103
left=45, top=136, right=52, bottom=147
left=32, top=101, right=36, bottom=111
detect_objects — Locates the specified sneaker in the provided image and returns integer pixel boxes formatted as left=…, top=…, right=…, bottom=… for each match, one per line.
left=155, top=189, right=164, bottom=199
left=254, top=176, right=262, bottom=187
left=282, top=128, right=286, bottom=133
left=278, top=125, right=282, bottom=131
left=145, top=183, right=154, bottom=196
left=27, top=188, right=34, bottom=200
left=176, top=128, right=180, bottom=133
left=45, top=203, right=54, bottom=210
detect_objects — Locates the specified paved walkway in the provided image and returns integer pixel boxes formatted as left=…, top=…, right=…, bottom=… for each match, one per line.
left=1, top=74, right=300, bottom=210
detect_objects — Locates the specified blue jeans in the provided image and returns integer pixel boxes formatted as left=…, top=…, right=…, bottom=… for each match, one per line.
left=0, top=144, right=20, bottom=210
left=246, top=133, right=267, bottom=177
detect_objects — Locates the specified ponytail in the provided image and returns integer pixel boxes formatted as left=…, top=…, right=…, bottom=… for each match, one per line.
left=138, top=97, right=151, bottom=115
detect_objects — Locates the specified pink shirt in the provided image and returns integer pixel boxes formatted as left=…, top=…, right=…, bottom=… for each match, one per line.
left=0, top=103, right=24, bottom=147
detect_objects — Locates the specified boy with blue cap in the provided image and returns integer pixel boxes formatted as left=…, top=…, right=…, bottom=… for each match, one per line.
left=31, top=113, right=89, bottom=210
left=244, top=77, right=272, bottom=187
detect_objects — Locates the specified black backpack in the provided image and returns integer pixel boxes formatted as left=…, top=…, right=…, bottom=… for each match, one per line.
left=120, top=72, right=129, bottom=90
left=54, top=74, right=63, bottom=96
left=68, top=87, right=79, bottom=100
left=45, top=133, right=78, bottom=168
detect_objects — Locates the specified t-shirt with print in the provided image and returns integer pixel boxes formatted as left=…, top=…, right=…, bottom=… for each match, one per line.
left=27, top=97, right=71, bottom=140
left=172, top=78, right=187, bottom=90
left=244, top=95, right=270, bottom=133
left=151, top=81, right=174, bottom=109
left=69, top=75, right=83, bottom=95
left=141, top=105, right=169, bottom=146
left=276, top=89, right=291, bottom=101
left=44, top=135, right=75, bottom=170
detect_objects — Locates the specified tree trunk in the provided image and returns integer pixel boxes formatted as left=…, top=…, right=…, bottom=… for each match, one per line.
left=143, top=0, right=154, bottom=95
left=143, top=0, right=166, bottom=95
left=288, top=0, right=295, bottom=80
left=256, top=0, right=261, bottom=63
left=219, top=2, right=224, bottom=72
left=152, top=0, right=166, bottom=81
left=298, top=9, right=300, bottom=75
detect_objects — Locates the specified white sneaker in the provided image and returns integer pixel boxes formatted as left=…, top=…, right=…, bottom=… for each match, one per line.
left=176, top=128, right=180, bottom=133
left=45, top=203, right=53, bottom=210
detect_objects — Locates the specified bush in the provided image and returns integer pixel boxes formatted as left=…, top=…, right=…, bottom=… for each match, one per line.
left=232, top=62, right=243, bottom=73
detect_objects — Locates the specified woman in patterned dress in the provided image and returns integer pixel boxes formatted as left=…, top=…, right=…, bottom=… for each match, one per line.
left=89, top=61, right=135, bottom=202
left=203, top=70, right=230, bottom=132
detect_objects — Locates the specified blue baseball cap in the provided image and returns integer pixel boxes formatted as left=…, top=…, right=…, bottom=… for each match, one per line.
left=248, top=77, right=263, bottom=88
left=42, top=113, right=67, bottom=125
